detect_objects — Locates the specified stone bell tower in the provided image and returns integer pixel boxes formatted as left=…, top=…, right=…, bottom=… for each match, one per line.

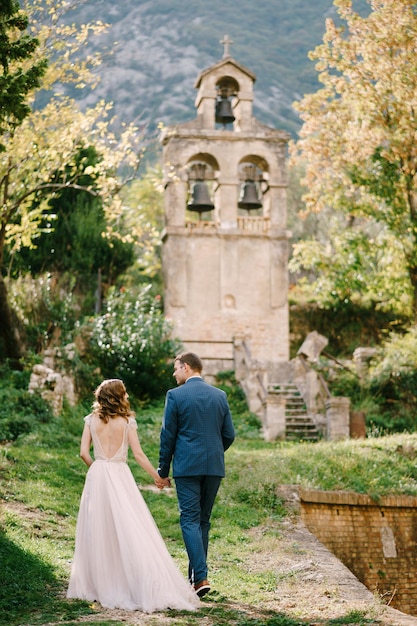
left=161, top=36, right=290, bottom=390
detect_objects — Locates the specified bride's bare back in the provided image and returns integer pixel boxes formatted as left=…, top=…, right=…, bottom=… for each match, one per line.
left=93, top=415, right=128, bottom=459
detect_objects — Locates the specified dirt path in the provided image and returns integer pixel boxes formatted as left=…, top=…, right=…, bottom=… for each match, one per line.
left=48, top=516, right=416, bottom=626
left=5, top=495, right=417, bottom=626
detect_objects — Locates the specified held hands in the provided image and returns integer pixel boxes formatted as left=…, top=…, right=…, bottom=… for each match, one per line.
left=154, top=475, right=171, bottom=490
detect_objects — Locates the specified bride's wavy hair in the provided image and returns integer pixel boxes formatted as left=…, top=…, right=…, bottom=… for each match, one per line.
left=93, top=379, right=134, bottom=423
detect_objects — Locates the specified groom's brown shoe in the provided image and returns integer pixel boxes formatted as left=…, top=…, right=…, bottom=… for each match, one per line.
left=194, top=579, right=210, bottom=597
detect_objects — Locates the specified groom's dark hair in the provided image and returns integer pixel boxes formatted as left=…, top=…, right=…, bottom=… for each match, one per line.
left=176, top=352, right=203, bottom=373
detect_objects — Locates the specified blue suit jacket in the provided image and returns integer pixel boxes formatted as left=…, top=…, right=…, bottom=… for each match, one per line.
left=158, top=377, right=235, bottom=478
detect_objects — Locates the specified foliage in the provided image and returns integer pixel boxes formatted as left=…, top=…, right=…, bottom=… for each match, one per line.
left=0, top=0, right=143, bottom=362
left=368, top=325, right=417, bottom=379
left=4, top=166, right=164, bottom=360
left=86, top=285, right=182, bottom=400
left=0, top=360, right=30, bottom=390
left=290, top=0, right=417, bottom=320
left=289, top=212, right=413, bottom=317
left=362, top=327, right=417, bottom=433
left=292, top=305, right=417, bottom=435
left=0, top=365, right=53, bottom=441
left=287, top=164, right=412, bottom=315
left=290, top=300, right=407, bottom=358
left=64, top=346, right=104, bottom=405
left=365, top=391, right=417, bottom=435
left=215, top=370, right=262, bottom=438
left=1, top=97, right=141, bottom=267
left=22, top=0, right=106, bottom=92
left=8, top=147, right=135, bottom=295
left=0, top=0, right=47, bottom=151
left=0, top=0, right=48, bottom=362
left=119, top=166, right=165, bottom=288
left=6, top=273, right=79, bottom=353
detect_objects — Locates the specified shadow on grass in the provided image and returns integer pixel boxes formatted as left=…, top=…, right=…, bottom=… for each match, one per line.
left=194, top=605, right=308, bottom=625
left=0, top=528, right=92, bottom=626
left=0, top=533, right=379, bottom=626
left=178, top=595, right=382, bottom=626
left=58, top=623, right=123, bottom=626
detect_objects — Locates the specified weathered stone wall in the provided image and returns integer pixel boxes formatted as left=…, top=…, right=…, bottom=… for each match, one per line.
left=300, top=489, right=417, bottom=616
left=162, top=223, right=290, bottom=373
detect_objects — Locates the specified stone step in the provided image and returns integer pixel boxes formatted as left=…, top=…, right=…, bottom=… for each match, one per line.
left=287, top=426, right=318, bottom=433
left=286, top=416, right=318, bottom=424
left=284, top=395, right=305, bottom=401
left=286, top=425, right=318, bottom=432
left=286, top=432, right=320, bottom=441
left=269, top=383, right=300, bottom=393
left=267, top=382, right=320, bottom=442
left=286, top=414, right=319, bottom=440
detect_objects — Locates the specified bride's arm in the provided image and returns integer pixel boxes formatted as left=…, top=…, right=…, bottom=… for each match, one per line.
left=80, top=424, right=93, bottom=467
left=128, top=428, right=168, bottom=487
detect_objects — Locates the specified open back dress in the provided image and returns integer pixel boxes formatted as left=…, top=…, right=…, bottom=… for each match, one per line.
left=67, top=414, right=199, bottom=613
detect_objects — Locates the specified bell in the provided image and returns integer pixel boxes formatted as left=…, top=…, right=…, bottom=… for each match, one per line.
left=215, top=97, right=235, bottom=125
left=238, top=181, right=262, bottom=210
left=187, top=181, right=214, bottom=213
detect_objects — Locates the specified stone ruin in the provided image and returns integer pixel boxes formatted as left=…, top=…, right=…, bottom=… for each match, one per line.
left=28, top=346, right=77, bottom=416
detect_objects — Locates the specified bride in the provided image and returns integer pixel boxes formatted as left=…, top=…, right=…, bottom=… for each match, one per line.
left=67, top=378, right=199, bottom=613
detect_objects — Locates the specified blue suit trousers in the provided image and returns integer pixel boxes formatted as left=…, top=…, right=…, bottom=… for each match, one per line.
left=175, top=475, right=222, bottom=584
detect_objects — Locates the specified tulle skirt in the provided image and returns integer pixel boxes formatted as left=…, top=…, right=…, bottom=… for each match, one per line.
left=67, top=460, right=199, bottom=612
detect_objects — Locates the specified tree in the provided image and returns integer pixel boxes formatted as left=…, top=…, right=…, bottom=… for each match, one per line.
left=8, top=147, right=135, bottom=313
left=290, top=0, right=417, bottom=319
left=119, top=166, right=165, bottom=292
left=289, top=219, right=412, bottom=312
left=0, top=0, right=47, bottom=363
left=0, top=0, right=47, bottom=151
left=0, top=1, right=142, bottom=363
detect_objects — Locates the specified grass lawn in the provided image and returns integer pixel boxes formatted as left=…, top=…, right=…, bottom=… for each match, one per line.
left=1, top=399, right=417, bottom=626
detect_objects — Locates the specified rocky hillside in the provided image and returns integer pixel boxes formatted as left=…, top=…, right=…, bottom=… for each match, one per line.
left=66, top=0, right=369, bottom=139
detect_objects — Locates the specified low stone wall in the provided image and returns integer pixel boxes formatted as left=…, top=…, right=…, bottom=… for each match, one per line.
left=299, top=488, right=417, bottom=616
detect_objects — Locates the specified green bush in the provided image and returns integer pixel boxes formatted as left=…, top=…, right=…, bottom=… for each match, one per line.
left=86, top=285, right=182, bottom=401
left=0, top=362, right=31, bottom=391
left=215, top=370, right=262, bottom=438
left=365, top=371, right=417, bottom=434
left=0, top=388, right=54, bottom=442
left=360, top=328, right=417, bottom=434
left=322, top=365, right=417, bottom=435
left=7, top=273, right=78, bottom=352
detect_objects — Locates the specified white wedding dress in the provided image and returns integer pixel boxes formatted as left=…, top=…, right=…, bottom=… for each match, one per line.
left=67, top=414, right=199, bottom=612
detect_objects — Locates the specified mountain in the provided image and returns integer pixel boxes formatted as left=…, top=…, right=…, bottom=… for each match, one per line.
left=66, top=0, right=369, bottom=140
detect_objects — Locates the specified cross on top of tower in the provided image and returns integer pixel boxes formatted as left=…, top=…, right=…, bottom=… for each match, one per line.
left=220, top=34, right=234, bottom=58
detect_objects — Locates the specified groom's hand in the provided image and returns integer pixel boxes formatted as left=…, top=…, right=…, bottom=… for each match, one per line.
left=155, top=476, right=171, bottom=489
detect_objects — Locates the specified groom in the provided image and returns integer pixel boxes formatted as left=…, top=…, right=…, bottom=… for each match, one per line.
left=157, top=352, right=235, bottom=597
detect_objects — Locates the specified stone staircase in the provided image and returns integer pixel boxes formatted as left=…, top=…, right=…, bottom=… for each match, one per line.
left=268, top=383, right=320, bottom=442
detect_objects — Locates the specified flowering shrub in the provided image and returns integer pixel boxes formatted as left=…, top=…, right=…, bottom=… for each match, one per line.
left=8, top=273, right=77, bottom=351
left=90, top=285, right=182, bottom=400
